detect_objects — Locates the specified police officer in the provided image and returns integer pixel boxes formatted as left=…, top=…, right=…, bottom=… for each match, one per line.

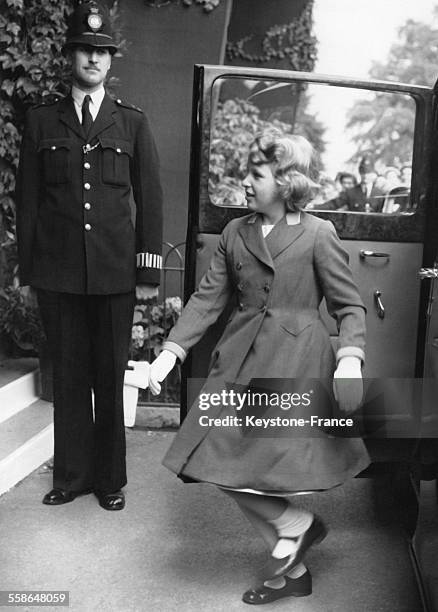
left=336, top=157, right=386, bottom=213
left=16, top=1, right=163, bottom=510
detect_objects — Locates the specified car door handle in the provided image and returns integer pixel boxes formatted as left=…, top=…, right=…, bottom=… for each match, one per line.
left=360, top=250, right=390, bottom=259
left=374, top=290, right=385, bottom=319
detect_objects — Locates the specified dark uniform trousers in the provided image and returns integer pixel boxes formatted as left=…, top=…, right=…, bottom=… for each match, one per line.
left=37, top=290, right=136, bottom=493
left=16, top=93, right=163, bottom=494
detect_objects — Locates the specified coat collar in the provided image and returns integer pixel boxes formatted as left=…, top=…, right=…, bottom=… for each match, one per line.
left=238, top=212, right=306, bottom=268
left=58, top=92, right=117, bottom=141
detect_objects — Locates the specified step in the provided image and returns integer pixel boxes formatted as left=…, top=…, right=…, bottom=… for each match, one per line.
left=136, top=403, right=179, bottom=428
left=0, top=399, right=53, bottom=496
left=0, top=358, right=40, bottom=424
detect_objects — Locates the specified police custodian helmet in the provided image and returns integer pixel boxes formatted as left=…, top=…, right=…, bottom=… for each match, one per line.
left=63, top=1, right=118, bottom=54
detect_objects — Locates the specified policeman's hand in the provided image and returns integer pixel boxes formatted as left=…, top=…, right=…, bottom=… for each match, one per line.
left=136, top=285, right=159, bottom=301
left=333, top=356, right=363, bottom=414
left=149, top=350, right=177, bottom=396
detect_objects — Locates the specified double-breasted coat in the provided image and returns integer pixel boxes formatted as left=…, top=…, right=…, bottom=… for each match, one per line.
left=16, top=93, right=163, bottom=293
left=163, top=212, right=370, bottom=491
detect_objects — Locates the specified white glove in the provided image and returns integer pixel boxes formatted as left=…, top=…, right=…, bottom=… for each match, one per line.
left=333, top=356, right=363, bottom=414
left=124, top=360, right=150, bottom=389
left=149, top=350, right=177, bottom=396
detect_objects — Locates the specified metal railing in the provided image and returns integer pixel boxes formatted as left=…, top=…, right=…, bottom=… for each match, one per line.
left=136, top=241, right=185, bottom=406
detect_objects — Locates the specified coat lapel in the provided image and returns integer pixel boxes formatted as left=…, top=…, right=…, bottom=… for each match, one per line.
left=87, top=94, right=117, bottom=141
left=58, top=96, right=84, bottom=140
left=238, top=216, right=274, bottom=270
left=265, top=215, right=305, bottom=260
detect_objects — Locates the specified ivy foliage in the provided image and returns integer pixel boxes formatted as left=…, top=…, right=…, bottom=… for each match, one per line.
left=146, top=0, right=221, bottom=13
left=226, top=1, right=317, bottom=72
left=0, top=0, right=73, bottom=284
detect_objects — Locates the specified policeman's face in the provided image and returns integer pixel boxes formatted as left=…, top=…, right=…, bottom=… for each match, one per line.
left=360, top=171, right=377, bottom=185
left=70, top=45, right=112, bottom=91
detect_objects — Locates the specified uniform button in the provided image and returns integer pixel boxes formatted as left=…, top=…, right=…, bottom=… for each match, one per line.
left=116, top=147, right=122, bottom=154
left=236, top=262, right=242, bottom=270
left=84, top=202, right=91, bottom=210
left=84, top=183, right=91, bottom=190
left=51, top=145, right=56, bottom=151
left=85, top=223, right=91, bottom=231
left=84, top=162, right=91, bottom=170
left=116, top=99, right=122, bottom=104
left=264, top=284, right=270, bottom=292
left=238, top=303, right=244, bottom=311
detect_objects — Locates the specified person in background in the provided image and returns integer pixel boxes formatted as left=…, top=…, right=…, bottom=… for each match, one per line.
left=337, top=156, right=386, bottom=212
left=382, top=164, right=412, bottom=214
left=337, top=171, right=357, bottom=192
left=15, top=1, right=163, bottom=511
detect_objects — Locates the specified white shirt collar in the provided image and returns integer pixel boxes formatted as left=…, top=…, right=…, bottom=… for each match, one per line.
left=71, top=86, right=105, bottom=122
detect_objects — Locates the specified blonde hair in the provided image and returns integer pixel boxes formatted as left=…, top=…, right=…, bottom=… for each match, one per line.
left=249, top=128, right=319, bottom=211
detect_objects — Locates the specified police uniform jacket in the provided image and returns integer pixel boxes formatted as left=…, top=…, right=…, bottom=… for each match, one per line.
left=337, top=183, right=386, bottom=213
left=16, top=93, right=163, bottom=294
left=162, top=212, right=370, bottom=492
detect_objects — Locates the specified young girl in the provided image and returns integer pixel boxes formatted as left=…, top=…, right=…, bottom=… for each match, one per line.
left=148, top=128, right=369, bottom=604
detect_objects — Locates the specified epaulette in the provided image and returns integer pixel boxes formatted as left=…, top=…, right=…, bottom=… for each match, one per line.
left=114, top=98, right=143, bottom=113
left=31, top=95, right=63, bottom=110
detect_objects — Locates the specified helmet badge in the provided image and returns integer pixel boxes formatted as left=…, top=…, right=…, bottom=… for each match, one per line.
left=87, top=8, right=103, bottom=32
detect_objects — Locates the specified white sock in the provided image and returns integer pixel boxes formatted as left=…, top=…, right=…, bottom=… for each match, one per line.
left=268, top=506, right=313, bottom=559
left=268, top=505, right=313, bottom=537
left=263, top=563, right=307, bottom=589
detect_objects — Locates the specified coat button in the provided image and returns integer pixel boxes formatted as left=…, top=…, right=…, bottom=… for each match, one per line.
left=85, top=223, right=91, bottom=231
left=84, top=202, right=91, bottom=210
left=238, top=303, right=244, bottom=311
left=51, top=145, right=56, bottom=151
left=84, top=162, right=91, bottom=170
left=236, top=262, right=242, bottom=270
left=84, top=183, right=91, bottom=190
left=116, top=147, right=122, bottom=154
left=237, top=282, right=243, bottom=291
left=260, top=305, right=267, bottom=313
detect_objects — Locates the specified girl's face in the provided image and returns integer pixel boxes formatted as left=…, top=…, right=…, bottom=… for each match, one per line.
left=242, top=163, right=284, bottom=218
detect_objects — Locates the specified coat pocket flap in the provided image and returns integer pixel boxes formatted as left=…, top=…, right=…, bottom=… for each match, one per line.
left=99, top=138, right=133, bottom=157
left=38, top=138, right=72, bottom=152
left=280, top=312, right=317, bottom=336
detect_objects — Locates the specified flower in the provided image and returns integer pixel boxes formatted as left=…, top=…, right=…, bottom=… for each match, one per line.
left=131, top=324, right=145, bottom=348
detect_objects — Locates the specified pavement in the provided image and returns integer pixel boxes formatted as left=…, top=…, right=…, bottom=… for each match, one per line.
left=0, top=428, right=423, bottom=612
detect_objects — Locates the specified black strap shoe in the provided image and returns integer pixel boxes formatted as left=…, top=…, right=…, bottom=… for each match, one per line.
left=94, top=490, right=125, bottom=511
left=242, top=570, right=312, bottom=605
